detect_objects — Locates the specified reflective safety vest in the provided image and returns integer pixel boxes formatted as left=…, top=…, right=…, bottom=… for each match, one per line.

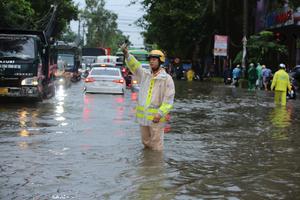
left=271, top=69, right=291, bottom=92
left=125, top=55, right=175, bottom=126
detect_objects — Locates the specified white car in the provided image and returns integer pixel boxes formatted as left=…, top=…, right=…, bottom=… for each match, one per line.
left=84, top=67, right=126, bottom=94
left=91, top=62, right=116, bottom=68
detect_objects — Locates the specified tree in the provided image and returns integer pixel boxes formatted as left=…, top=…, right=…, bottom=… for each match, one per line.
left=82, top=0, right=129, bottom=53
left=61, top=26, right=78, bottom=43
left=0, top=0, right=79, bottom=40
left=234, top=31, right=288, bottom=67
left=0, top=0, right=35, bottom=29
left=137, top=0, right=258, bottom=61
left=288, top=0, right=300, bottom=8
left=28, top=0, right=79, bottom=39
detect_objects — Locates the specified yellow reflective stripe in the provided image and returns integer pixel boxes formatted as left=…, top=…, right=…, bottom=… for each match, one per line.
left=136, top=105, right=144, bottom=111
left=147, top=108, right=158, bottom=113
left=125, top=55, right=140, bottom=73
left=136, top=105, right=158, bottom=114
left=146, top=115, right=154, bottom=120
left=159, top=103, right=173, bottom=115
left=136, top=113, right=166, bottom=122
left=146, top=79, right=154, bottom=106
left=136, top=113, right=144, bottom=118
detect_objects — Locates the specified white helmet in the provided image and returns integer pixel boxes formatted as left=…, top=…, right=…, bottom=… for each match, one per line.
left=279, top=63, right=286, bottom=68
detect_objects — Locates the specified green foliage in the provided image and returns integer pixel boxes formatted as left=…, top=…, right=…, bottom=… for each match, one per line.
left=0, top=0, right=79, bottom=40
left=289, top=0, right=300, bottom=8
left=234, top=31, right=288, bottom=65
left=82, top=0, right=128, bottom=54
left=138, top=0, right=208, bottom=58
left=0, top=0, right=35, bottom=29
left=137, top=0, right=258, bottom=60
left=28, top=0, right=79, bottom=39
left=60, top=26, right=78, bottom=43
left=233, top=51, right=243, bottom=64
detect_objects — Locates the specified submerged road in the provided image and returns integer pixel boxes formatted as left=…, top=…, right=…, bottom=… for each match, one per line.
left=1, top=81, right=300, bottom=199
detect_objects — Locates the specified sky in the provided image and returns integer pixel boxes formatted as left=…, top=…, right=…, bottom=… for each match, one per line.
left=70, top=0, right=145, bottom=47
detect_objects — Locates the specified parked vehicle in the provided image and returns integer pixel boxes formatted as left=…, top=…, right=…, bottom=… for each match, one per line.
left=287, top=83, right=297, bottom=99
left=287, top=65, right=300, bottom=99
left=290, top=65, right=300, bottom=89
left=84, top=67, right=126, bottom=94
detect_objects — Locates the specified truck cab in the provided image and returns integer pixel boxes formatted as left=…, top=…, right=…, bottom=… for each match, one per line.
left=51, top=42, right=81, bottom=86
left=0, top=30, right=55, bottom=100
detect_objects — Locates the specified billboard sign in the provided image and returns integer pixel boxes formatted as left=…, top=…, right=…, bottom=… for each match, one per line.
left=265, top=8, right=294, bottom=28
left=214, top=35, right=228, bottom=56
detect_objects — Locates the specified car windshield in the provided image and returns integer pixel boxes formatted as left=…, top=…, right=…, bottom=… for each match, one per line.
left=90, top=68, right=120, bottom=76
left=57, top=54, right=74, bottom=70
left=0, top=36, right=35, bottom=59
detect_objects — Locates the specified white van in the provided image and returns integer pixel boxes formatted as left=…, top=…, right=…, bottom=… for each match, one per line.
left=95, top=55, right=118, bottom=64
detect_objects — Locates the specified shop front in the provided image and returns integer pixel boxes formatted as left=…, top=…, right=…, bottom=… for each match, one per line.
left=256, top=1, right=300, bottom=69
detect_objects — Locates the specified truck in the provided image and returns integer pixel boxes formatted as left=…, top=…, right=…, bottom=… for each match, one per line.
left=81, top=47, right=106, bottom=77
left=0, top=30, right=55, bottom=100
left=81, top=47, right=106, bottom=67
left=50, top=41, right=81, bottom=86
left=0, top=5, right=58, bottom=101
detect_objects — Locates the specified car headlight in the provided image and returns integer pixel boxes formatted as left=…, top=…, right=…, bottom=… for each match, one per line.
left=21, top=77, right=38, bottom=86
left=59, top=78, right=64, bottom=83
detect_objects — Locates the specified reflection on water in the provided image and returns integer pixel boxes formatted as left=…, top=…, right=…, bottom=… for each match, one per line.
left=18, top=109, right=39, bottom=137
left=19, top=110, right=28, bottom=127
left=1, top=82, right=300, bottom=199
left=269, top=105, right=293, bottom=140
left=55, top=85, right=67, bottom=124
left=19, top=129, right=30, bottom=137
left=129, top=150, right=171, bottom=200
left=114, top=96, right=125, bottom=125
left=82, top=94, right=94, bottom=122
left=18, top=141, right=29, bottom=150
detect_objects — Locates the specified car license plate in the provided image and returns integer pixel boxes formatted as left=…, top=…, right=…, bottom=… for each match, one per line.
left=99, top=82, right=108, bottom=86
left=0, top=87, right=8, bottom=95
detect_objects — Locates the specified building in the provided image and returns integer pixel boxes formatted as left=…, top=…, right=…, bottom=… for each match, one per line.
left=255, top=0, right=300, bottom=69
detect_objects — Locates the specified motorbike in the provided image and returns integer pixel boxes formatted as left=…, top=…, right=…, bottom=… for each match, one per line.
left=287, top=78, right=297, bottom=99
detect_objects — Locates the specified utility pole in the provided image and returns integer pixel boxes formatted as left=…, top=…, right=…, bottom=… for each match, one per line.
left=212, top=0, right=216, bottom=13
left=78, top=16, right=81, bottom=39
left=82, top=22, right=86, bottom=46
left=242, top=0, right=248, bottom=77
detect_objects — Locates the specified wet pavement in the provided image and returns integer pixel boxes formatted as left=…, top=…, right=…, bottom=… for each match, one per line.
left=1, top=81, right=300, bottom=199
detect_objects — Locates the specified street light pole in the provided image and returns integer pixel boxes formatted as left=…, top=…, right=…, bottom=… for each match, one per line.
left=242, top=0, right=248, bottom=77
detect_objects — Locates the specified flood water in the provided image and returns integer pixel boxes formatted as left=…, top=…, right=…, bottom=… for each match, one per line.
left=1, top=81, right=300, bottom=199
